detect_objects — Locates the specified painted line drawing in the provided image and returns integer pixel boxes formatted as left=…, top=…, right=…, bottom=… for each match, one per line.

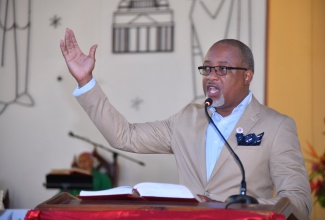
left=0, top=0, right=34, bottom=115
left=189, top=0, right=265, bottom=102
left=112, top=0, right=174, bottom=53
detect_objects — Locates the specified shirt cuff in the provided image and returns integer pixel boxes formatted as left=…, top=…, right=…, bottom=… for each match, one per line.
left=72, top=78, right=96, bottom=97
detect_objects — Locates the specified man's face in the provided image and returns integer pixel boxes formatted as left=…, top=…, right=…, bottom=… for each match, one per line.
left=202, top=43, right=252, bottom=114
left=78, top=154, right=93, bottom=172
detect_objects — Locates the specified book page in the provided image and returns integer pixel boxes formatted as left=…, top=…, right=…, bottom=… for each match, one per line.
left=49, top=168, right=91, bottom=175
left=133, top=182, right=195, bottom=199
left=79, top=186, right=133, bottom=196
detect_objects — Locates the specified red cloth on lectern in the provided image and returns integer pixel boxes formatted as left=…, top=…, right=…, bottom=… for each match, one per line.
left=25, top=209, right=285, bottom=220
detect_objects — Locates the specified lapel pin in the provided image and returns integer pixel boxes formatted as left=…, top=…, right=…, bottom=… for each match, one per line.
left=236, top=127, right=243, bottom=134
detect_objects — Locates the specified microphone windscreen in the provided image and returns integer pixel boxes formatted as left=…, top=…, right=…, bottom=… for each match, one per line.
left=205, top=98, right=213, bottom=107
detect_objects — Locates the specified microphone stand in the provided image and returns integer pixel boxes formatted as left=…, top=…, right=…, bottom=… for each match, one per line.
left=68, top=131, right=145, bottom=166
left=204, top=99, right=258, bottom=206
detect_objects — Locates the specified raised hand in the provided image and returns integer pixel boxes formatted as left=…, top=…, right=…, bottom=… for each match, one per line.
left=60, top=28, right=97, bottom=87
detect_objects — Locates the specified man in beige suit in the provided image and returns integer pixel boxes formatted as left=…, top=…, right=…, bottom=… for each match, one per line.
left=60, top=28, right=312, bottom=219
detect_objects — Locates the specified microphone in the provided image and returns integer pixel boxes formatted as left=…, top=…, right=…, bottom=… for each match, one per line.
left=204, top=98, right=258, bottom=205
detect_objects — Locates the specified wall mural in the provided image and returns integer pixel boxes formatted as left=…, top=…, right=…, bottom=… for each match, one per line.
left=0, top=0, right=34, bottom=115
left=0, top=0, right=266, bottom=115
left=49, top=15, right=61, bottom=29
left=113, top=0, right=174, bottom=53
left=189, top=0, right=263, bottom=101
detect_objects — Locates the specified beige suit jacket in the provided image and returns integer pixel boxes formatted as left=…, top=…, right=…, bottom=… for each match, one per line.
left=77, top=84, right=312, bottom=218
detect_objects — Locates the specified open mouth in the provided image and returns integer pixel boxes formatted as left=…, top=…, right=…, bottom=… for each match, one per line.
left=207, top=85, right=220, bottom=96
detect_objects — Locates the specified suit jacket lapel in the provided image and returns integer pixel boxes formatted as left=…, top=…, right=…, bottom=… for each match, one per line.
left=195, top=105, right=210, bottom=186
left=207, top=96, right=261, bottom=183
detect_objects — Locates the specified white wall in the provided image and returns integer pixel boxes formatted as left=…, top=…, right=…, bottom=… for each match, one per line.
left=0, top=0, right=266, bottom=208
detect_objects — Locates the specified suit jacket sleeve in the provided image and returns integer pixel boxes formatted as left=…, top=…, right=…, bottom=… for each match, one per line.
left=262, top=116, right=312, bottom=218
left=241, top=100, right=312, bottom=219
left=76, top=83, right=175, bottom=154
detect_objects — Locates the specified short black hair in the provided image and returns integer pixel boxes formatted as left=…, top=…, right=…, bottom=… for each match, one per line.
left=215, top=39, right=254, bottom=73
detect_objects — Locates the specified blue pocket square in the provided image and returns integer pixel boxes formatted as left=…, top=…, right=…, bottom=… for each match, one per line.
left=236, top=132, right=264, bottom=146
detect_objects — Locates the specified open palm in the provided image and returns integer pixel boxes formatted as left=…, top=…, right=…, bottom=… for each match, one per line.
left=60, top=28, right=97, bottom=86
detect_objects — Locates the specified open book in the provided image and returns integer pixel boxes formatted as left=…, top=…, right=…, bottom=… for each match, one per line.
left=49, top=167, right=91, bottom=176
left=79, top=182, right=198, bottom=202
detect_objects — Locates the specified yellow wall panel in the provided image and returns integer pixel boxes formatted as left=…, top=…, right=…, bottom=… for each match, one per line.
left=268, top=0, right=325, bottom=219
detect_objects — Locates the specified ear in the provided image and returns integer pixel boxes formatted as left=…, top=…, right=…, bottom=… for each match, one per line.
left=244, top=70, right=253, bottom=85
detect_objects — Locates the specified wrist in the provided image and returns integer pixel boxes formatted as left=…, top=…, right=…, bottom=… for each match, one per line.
left=77, top=75, right=93, bottom=88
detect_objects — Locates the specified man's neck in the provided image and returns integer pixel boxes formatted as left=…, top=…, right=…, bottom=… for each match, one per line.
left=214, top=91, right=252, bottom=117
left=215, top=108, right=233, bottom=117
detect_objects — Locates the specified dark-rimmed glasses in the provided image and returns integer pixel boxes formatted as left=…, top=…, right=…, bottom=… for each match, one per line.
left=198, top=66, right=248, bottom=76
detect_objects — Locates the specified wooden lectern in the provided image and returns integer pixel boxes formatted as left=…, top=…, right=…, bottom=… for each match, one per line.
left=25, top=193, right=304, bottom=220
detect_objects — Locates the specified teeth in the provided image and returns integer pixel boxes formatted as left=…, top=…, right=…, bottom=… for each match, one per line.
left=208, top=87, right=218, bottom=94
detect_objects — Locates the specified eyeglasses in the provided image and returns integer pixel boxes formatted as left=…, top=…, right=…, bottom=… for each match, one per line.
left=198, top=66, right=248, bottom=76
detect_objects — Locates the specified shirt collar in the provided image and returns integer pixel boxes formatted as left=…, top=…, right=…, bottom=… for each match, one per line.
left=209, top=90, right=252, bottom=117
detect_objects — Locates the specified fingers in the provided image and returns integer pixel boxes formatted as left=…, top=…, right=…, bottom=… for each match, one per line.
left=196, top=195, right=208, bottom=202
left=60, top=29, right=71, bottom=58
left=69, top=29, right=81, bottom=51
left=63, top=28, right=79, bottom=54
left=60, top=28, right=83, bottom=62
left=89, top=44, right=98, bottom=59
left=60, top=39, right=68, bottom=57
left=65, top=28, right=74, bottom=52
left=60, top=28, right=97, bottom=62
left=196, top=194, right=218, bottom=202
